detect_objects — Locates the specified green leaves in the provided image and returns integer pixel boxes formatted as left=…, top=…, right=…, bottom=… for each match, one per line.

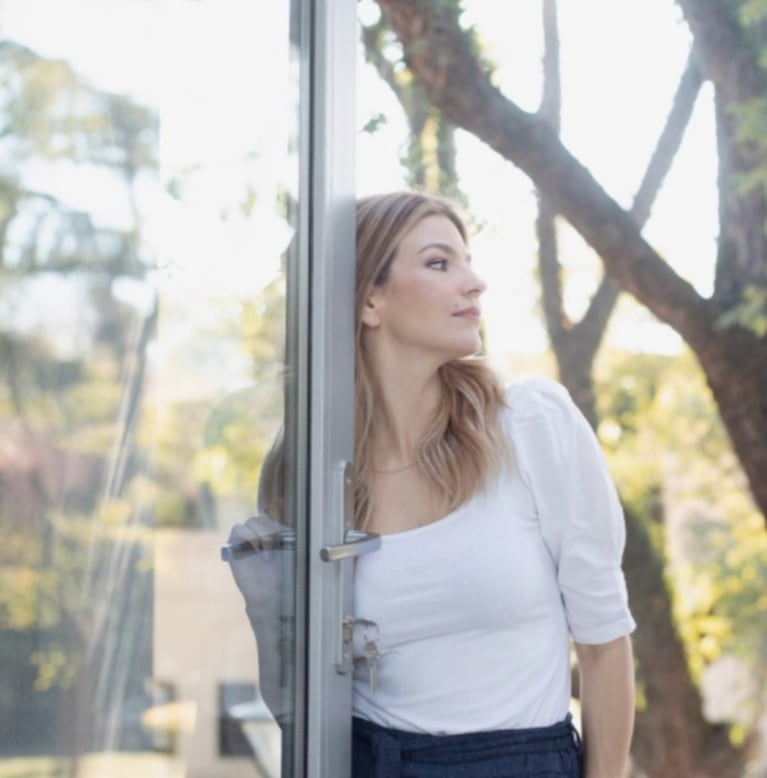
left=738, top=0, right=767, bottom=26
left=717, top=284, right=767, bottom=337
left=598, top=348, right=767, bottom=722
left=361, top=112, right=389, bottom=134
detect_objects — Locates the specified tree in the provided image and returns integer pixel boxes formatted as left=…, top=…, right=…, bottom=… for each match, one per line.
left=530, top=4, right=753, bottom=774
left=1, top=35, right=292, bottom=762
left=362, top=1, right=765, bottom=773
left=0, top=40, right=159, bottom=759
left=374, top=0, right=767, bottom=529
left=361, top=1, right=463, bottom=202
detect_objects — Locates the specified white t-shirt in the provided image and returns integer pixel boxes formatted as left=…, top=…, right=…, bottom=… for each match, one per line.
left=352, top=378, right=636, bottom=734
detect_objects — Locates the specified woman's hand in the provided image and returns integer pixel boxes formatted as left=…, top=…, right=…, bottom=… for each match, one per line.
left=225, top=514, right=294, bottom=723
left=574, top=635, right=635, bottom=778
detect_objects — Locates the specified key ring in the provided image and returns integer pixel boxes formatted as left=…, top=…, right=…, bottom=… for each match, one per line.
left=351, top=618, right=380, bottom=657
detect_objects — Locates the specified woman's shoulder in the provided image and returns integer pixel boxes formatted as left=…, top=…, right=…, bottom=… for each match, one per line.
left=498, top=377, right=582, bottom=466
left=501, top=376, right=573, bottom=424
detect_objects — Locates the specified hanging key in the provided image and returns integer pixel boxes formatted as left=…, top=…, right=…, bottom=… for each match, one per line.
left=364, top=636, right=380, bottom=692
left=354, top=618, right=381, bottom=692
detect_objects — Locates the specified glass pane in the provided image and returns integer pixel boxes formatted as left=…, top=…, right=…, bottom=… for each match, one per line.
left=0, top=1, right=302, bottom=776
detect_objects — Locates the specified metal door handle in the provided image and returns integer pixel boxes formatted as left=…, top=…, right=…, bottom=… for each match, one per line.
left=319, top=529, right=381, bottom=562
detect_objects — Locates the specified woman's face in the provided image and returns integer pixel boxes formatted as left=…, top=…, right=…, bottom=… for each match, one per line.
left=362, top=214, right=486, bottom=361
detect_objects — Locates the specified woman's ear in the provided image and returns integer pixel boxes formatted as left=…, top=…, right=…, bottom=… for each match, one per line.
left=360, top=290, right=383, bottom=328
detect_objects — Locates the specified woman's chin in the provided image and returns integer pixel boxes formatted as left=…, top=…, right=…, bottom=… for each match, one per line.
left=443, top=339, right=484, bottom=362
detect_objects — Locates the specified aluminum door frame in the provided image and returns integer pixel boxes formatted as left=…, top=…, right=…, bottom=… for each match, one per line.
left=295, top=0, right=359, bottom=775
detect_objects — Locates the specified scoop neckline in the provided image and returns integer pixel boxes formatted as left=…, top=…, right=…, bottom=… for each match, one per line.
left=376, top=497, right=473, bottom=543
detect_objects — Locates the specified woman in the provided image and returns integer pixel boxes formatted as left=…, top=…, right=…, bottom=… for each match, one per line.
left=228, top=190, right=635, bottom=776
left=349, top=191, right=635, bottom=777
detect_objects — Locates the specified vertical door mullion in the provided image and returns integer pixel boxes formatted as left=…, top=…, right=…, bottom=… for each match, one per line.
left=304, top=0, right=357, bottom=776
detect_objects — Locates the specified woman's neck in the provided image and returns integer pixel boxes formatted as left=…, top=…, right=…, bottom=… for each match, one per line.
left=369, top=362, right=443, bottom=468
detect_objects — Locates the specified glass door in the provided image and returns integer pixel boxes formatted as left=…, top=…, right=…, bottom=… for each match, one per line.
left=0, top=0, right=361, bottom=775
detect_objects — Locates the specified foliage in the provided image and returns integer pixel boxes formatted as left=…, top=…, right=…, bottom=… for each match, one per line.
left=361, top=112, right=388, bottom=134
left=368, top=2, right=767, bottom=766
left=1, top=43, right=289, bottom=731
left=0, top=42, right=156, bottom=276
left=717, top=283, right=767, bottom=337
left=0, top=43, right=154, bottom=730
left=597, top=350, right=767, bottom=725
left=732, top=0, right=767, bottom=250
left=739, top=0, right=767, bottom=29
left=359, top=2, right=467, bottom=200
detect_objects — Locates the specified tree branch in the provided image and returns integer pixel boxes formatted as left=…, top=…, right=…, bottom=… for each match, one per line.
left=361, top=16, right=464, bottom=197
left=538, top=0, right=561, bottom=136
left=678, top=3, right=767, bottom=304
left=676, top=0, right=765, bottom=102
left=377, top=0, right=715, bottom=349
left=536, top=195, right=567, bottom=342
left=360, top=20, right=405, bottom=106
left=535, top=0, right=566, bottom=345
left=575, top=47, right=704, bottom=344
left=630, top=49, right=705, bottom=227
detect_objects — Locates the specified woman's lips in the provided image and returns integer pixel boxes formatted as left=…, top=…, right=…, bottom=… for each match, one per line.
left=453, top=306, right=482, bottom=320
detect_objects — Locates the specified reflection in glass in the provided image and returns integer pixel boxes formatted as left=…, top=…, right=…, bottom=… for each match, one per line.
left=0, top=2, right=298, bottom=775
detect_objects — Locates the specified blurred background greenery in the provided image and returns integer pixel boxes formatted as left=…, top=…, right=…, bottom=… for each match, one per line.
left=1, top=1, right=766, bottom=776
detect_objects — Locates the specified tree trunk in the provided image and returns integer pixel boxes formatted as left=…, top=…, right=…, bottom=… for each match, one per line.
left=532, top=5, right=752, bottom=773
left=625, top=507, right=756, bottom=777
left=360, top=18, right=462, bottom=199
left=375, top=0, right=767, bottom=526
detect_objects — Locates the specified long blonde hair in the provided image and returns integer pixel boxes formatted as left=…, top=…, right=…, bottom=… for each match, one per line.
left=354, top=192, right=507, bottom=529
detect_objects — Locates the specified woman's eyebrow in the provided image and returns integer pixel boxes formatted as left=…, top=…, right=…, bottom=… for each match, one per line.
left=417, top=242, right=472, bottom=262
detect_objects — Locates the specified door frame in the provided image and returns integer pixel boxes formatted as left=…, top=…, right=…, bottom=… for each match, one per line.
left=296, top=0, right=358, bottom=775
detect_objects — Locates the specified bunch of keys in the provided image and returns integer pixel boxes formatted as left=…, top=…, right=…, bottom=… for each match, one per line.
left=354, top=618, right=381, bottom=692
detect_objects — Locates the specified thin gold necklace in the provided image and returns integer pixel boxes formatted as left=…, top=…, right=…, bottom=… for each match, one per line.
left=372, top=461, right=417, bottom=474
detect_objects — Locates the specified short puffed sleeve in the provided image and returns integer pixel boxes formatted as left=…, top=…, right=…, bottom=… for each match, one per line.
left=504, top=378, right=636, bottom=645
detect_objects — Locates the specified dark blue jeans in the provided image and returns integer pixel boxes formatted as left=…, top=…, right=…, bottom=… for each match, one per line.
left=352, top=715, right=583, bottom=778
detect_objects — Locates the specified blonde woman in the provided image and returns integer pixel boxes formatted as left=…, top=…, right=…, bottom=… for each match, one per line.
left=229, top=191, right=635, bottom=777
left=349, top=192, right=635, bottom=778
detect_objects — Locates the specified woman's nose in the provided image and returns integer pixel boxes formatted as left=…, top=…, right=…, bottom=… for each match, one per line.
left=465, top=266, right=487, bottom=296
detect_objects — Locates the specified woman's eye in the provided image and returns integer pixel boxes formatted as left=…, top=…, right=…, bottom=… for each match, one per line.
left=427, top=259, right=448, bottom=271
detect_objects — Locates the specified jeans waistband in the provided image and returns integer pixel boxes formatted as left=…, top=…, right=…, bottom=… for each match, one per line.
left=352, top=714, right=582, bottom=777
